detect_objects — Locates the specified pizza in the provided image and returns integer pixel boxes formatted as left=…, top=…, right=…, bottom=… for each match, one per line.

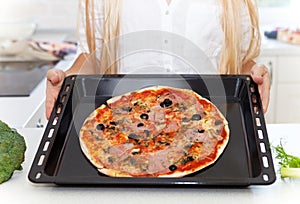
left=79, top=86, right=230, bottom=177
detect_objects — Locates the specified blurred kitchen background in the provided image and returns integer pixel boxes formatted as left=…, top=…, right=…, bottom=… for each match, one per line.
left=0, top=0, right=77, bottom=36
left=0, top=0, right=78, bottom=98
left=0, top=0, right=300, bottom=125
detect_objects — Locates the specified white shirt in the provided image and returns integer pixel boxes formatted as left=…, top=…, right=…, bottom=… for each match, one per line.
left=79, top=0, right=251, bottom=74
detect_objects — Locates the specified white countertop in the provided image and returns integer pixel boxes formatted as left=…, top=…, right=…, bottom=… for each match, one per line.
left=261, top=38, right=300, bottom=56
left=0, top=59, right=73, bottom=128
left=0, top=124, right=299, bottom=204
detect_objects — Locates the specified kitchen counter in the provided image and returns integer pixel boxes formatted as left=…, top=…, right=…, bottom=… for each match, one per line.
left=0, top=59, right=74, bottom=128
left=1, top=124, right=299, bottom=204
left=261, top=38, right=300, bottom=56
left=0, top=29, right=76, bottom=128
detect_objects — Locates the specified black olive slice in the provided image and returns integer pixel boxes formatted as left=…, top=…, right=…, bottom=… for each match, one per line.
left=158, top=141, right=170, bottom=146
left=128, top=133, right=139, bottom=140
left=169, top=165, right=177, bottom=171
left=215, top=120, right=222, bottom=126
left=191, top=114, right=201, bottom=121
left=160, top=98, right=173, bottom=108
left=96, top=124, right=105, bottom=131
left=121, top=107, right=132, bottom=112
left=187, top=156, right=194, bottom=162
left=128, top=133, right=140, bottom=144
left=182, top=117, right=190, bottom=122
left=110, top=121, right=117, bottom=126
left=140, top=113, right=149, bottom=120
left=137, top=123, right=144, bottom=127
left=198, top=129, right=205, bottom=133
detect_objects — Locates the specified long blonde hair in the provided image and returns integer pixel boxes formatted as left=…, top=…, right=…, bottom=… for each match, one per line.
left=219, top=0, right=261, bottom=74
left=80, top=0, right=260, bottom=74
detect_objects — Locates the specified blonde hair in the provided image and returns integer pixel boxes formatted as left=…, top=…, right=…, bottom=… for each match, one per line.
left=80, top=0, right=260, bottom=74
left=219, top=0, right=261, bottom=74
left=81, top=0, right=121, bottom=74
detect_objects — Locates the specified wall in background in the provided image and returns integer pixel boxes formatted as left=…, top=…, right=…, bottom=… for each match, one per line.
left=0, top=0, right=79, bottom=31
left=258, top=0, right=300, bottom=29
left=1, top=0, right=299, bottom=34
left=36, top=0, right=79, bottom=30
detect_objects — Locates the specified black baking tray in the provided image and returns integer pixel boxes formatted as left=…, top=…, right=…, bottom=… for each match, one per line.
left=28, top=74, right=276, bottom=187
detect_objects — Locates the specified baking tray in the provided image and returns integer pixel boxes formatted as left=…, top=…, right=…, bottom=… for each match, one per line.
left=28, top=74, right=276, bottom=187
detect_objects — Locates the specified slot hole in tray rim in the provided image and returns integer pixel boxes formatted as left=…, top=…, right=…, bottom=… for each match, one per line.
left=262, top=156, right=269, bottom=168
left=56, top=104, right=62, bottom=115
left=38, top=155, right=45, bottom=166
left=35, top=172, right=42, bottom=180
left=249, top=84, right=255, bottom=93
left=64, top=85, right=70, bottom=92
left=43, top=141, right=50, bottom=152
left=260, top=142, right=266, bottom=153
left=48, top=128, right=55, bottom=138
left=52, top=117, right=58, bottom=126
left=262, top=174, right=270, bottom=182
left=256, top=118, right=261, bottom=127
left=61, top=95, right=67, bottom=103
left=251, top=95, right=257, bottom=104
left=253, top=105, right=259, bottom=115
left=257, top=129, right=264, bottom=140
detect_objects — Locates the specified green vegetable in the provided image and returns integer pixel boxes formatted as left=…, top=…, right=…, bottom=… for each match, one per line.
left=280, top=167, right=300, bottom=178
left=0, top=120, right=26, bottom=184
left=273, top=142, right=300, bottom=178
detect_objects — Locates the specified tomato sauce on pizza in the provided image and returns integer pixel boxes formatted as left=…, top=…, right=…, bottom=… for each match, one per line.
left=79, top=86, right=230, bottom=177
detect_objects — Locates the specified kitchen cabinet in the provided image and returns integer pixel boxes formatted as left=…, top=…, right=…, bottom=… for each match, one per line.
left=278, top=57, right=300, bottom=83
left=276, top=57, right=300, bottom=123
left=276, top=84, right=300, bottom=123
left=0, top=81, right=46, bottom=128
left=257, top=41, right=300, bottom=123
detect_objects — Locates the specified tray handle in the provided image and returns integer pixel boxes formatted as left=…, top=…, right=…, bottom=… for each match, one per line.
left=246, top=76, right=276, bottom=185
left=28, top=75, right=77, bottom=183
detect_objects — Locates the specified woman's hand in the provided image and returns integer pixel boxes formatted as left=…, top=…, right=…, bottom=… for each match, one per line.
left=46, top=69, right=66, bottom=119
left=45, top=53, right=92, bottom=119
left=250, top=64, right=271, bottom=113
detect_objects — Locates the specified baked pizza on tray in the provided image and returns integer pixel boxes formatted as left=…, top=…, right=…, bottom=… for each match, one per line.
left=79, top=86, right=230, bottom=177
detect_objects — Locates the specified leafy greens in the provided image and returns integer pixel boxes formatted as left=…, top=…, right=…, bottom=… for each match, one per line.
left=273, top=142, right=300, bottom=178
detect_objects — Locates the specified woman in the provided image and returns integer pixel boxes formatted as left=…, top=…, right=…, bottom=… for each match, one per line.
left=46, top=0, right=270, bottom=119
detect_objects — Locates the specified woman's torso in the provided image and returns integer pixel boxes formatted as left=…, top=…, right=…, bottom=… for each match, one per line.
left=80, top=0, right=251, bottom=74
left=119, top=0, right=223, bottom=74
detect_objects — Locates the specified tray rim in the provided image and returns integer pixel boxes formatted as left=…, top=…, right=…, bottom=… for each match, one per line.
left=28, top=74, right=276, bottom=187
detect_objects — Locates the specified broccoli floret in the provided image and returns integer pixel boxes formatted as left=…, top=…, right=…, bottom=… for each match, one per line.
left=0, top=120, right=26, bottom=184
